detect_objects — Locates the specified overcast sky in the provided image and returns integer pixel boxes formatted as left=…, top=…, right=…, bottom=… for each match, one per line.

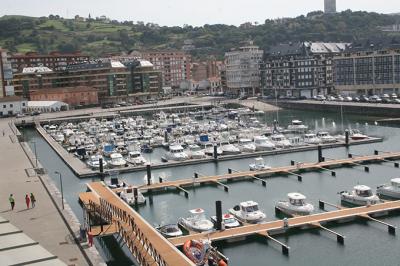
left=1, top=0, right=399, bottom=26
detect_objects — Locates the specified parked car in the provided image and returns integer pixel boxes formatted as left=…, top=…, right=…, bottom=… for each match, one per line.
left=344, top=96, right=353, bottom=102
left=360, top=95, right=369, bottom=102
left=336, top=95, right=344, bottom=101
left=393, top=99, right=400, bottom=104
left=391, top=93, right=398, bottom=99
left=369, top=95, right=382, bottom=103
left=352, top=97, right=360, bottom=102
left=315, top=95, right=326, bottom=101
left=327, top=95, right=336, bottom=101
left=16, top=113, right=26, bottom=118
left=382, top=97, right=392, bottom=104
left=30, top=111, right=41, bottom=116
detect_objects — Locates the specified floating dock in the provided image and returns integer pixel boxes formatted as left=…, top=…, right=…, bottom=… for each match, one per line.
left=139, top=151, right=400, bottom=194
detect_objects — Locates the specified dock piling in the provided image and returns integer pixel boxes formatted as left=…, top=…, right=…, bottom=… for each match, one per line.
left=146, top=164, right=152, bottom=186
left=216, top=200, right=223, bottom=231
left=318, top=145, right=324, bottom=162
left=213, top=144, right=218, bottom=161
left=228, top=168, right=232, bottom=174
left=345, top=130, right=349, bottom=146
left=99, top=158, right=104, bottom=173
left=164, top=131, right=168, bottom=143
left=319, top=200, right=325, bottom=210
left=194, top=172, right=199, bottom=179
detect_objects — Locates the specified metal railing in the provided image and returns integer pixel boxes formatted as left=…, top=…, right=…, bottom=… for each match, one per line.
left=87, top=199, right=167, bottom=266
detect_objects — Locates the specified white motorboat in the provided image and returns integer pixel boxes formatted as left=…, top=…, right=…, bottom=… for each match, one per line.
left=317, top=131, right=336, bottom=143
left=253, top=136, right=275, bottom=151
left=126, top=151, right=147, bottom=166
left=178, top=208, right=214, bottom=232
left=156, top=224, right=183, bottom=238
left=303, top=133, right=321, bottom=145
left=339, top=185, right=381, bottom=206
left=238, top=138, right=256, bottom=153
left=229, top=201, right=266, bottom=224
left=106, top=177, right=127, bottom=189
left=249, top=157, right=271, bottom=171
left=287, top=120, right=308, bottom=132
left=165, top=144, right=189, bottom=161
left=377, top=178, right=400, bottom=199
left=271, top=134, right=291, bottom=148
left=119, top=187, right=146, bottom=205
left=204, top=143, right=223, bottom=156
left=86, top=154, right=108, bottom=169
left=187, top=144, right=206, bottom=159
left=350, top=130, right=368, bottom=140
left=109, top=153, right=127, bottom=167
left=220, top=142, right=241, bottom=155
left=210, top=214, right=241, bottom=229
left=275, top=193, right=314, bottom=216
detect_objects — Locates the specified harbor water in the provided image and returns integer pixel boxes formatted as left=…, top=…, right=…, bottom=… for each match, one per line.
left=21, top=109, right=400, bottom=266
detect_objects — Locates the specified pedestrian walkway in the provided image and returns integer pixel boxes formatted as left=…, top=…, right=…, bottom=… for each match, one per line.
left=0, top=118, right=93, bottom=266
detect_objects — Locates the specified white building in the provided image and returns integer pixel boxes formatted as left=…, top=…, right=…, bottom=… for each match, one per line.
left=0, top=96, right=28, bottom=116
left=0, top=48, right=14, bottom=98
left=225, top=42, right=263, bottom=96
left=27, top=101, right=69, bottom=113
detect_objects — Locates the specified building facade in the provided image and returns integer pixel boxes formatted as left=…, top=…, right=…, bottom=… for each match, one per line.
left=334, top=46, right=400, bottom=95
left=139, top=51, right=191, bottom=88
left=0, top=48, right=14, bottom=98
left=10, top=51, right=89, bottom=73
left=30, top=86, right=99, bottom=107
left=265, top=42, right=347, bottom=98
left=225, top=42, right=264, bottom=96
left=12, top=59, right=162, bottom=103
left=0, top=96, right=27, bottom=116
left=324, top=0, right=336, bottom=13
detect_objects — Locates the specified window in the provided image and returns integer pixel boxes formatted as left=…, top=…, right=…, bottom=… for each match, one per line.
left=10, top=104, right=13, bottom=108
left=2, top=105, right=5, bottom=108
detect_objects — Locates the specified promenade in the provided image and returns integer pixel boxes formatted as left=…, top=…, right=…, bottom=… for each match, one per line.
left=0, top=118, right=101, bottom=266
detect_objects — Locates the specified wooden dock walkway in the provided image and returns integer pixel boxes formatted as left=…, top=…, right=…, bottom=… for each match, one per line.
left=80, top=182, right=194, bottom=266
left=140, top=151, right=400, bottom=193
left=168, top=200, right=400, bottom=247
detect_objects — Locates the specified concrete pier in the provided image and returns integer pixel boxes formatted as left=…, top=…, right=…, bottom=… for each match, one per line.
left=0, top=118, right=105, bottom=266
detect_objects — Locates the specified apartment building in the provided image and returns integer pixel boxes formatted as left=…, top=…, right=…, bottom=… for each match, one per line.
left=12, top=59, right=162, bottom=103
left=334, top=43, right=400, bottom=95
left=0, top=48, right=14, bottom=97
left=139, top=51, right=191, bottom=88
left=265, top=42, right=347, bottom=98
left=225, top=42, right=264, bottom=96
left=10, top=51, right=89, bottom=73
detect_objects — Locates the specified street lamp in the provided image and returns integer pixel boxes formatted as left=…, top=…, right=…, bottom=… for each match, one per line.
left=55, top=171, right=64, bottom=210
left=30, top=141, right=38, bottom=168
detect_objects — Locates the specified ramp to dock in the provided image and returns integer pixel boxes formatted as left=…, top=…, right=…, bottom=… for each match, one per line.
left=80, top=182, right=194, bottom=266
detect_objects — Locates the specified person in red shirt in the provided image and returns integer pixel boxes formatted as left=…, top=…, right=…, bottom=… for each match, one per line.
left=25, top=194, right=30, bottom=209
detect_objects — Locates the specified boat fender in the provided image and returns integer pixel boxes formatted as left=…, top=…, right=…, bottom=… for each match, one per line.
left=218, top=259, right=228, bottom=266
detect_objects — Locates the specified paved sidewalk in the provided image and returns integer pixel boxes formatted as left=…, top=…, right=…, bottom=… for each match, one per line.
left=0, top=118, right=92, bottom=266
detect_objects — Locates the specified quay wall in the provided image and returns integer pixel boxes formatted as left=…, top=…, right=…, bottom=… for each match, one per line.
left=267, top=100, right=400, bottom=117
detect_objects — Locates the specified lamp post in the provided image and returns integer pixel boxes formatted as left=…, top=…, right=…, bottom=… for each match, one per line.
left=55, top=171, right=64, bottom=210
left=30, top=141, right=38, bottom=168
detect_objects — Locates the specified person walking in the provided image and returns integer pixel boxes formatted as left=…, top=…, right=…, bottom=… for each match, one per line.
left=9, top=194, right=15, bottom=210
left=25, top=194, right=30, bottom=209
left=30, top=193, right=36, bottom=208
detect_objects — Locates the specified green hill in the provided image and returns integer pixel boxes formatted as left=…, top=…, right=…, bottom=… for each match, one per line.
left=0, top=11, right=399, bottom=59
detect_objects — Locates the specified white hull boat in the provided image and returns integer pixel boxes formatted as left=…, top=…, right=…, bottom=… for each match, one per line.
left=229, top=201, right=266, bottom=224
left=126, top=151, right=147, bottom=166
left=165, top=144, right=189, bottom=161
left=109, top=153, right=127, bottom=167
left=340, top=185, right=380, bottom=206
left=254, top=136, right=275, bottom=151
left=377, top=178, right=400, bottom=199
left=87, top=155, right=107, bottom=169
left=178, top=208, right=214, bottom=232
left=120, top=187, right=146, bottom=205
left=249, top=157, right=271, bottom=171
left=276, top=193, right=314, bottom=216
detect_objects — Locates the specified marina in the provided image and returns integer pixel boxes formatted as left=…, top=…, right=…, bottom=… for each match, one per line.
left=17, top=108, right=400, bottom=266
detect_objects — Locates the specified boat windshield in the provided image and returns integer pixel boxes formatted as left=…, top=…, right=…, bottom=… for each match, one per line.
left=224, top=218, right=237, bottom=224
left=243, top=205, right=259, bottom=212
left=126, top=188, right=133, bottom=193
left=191, top=146, right=201, bottom=151
left=290, top=199, right=305, bottom=206
left=356, top=190, right=372, bottom=197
